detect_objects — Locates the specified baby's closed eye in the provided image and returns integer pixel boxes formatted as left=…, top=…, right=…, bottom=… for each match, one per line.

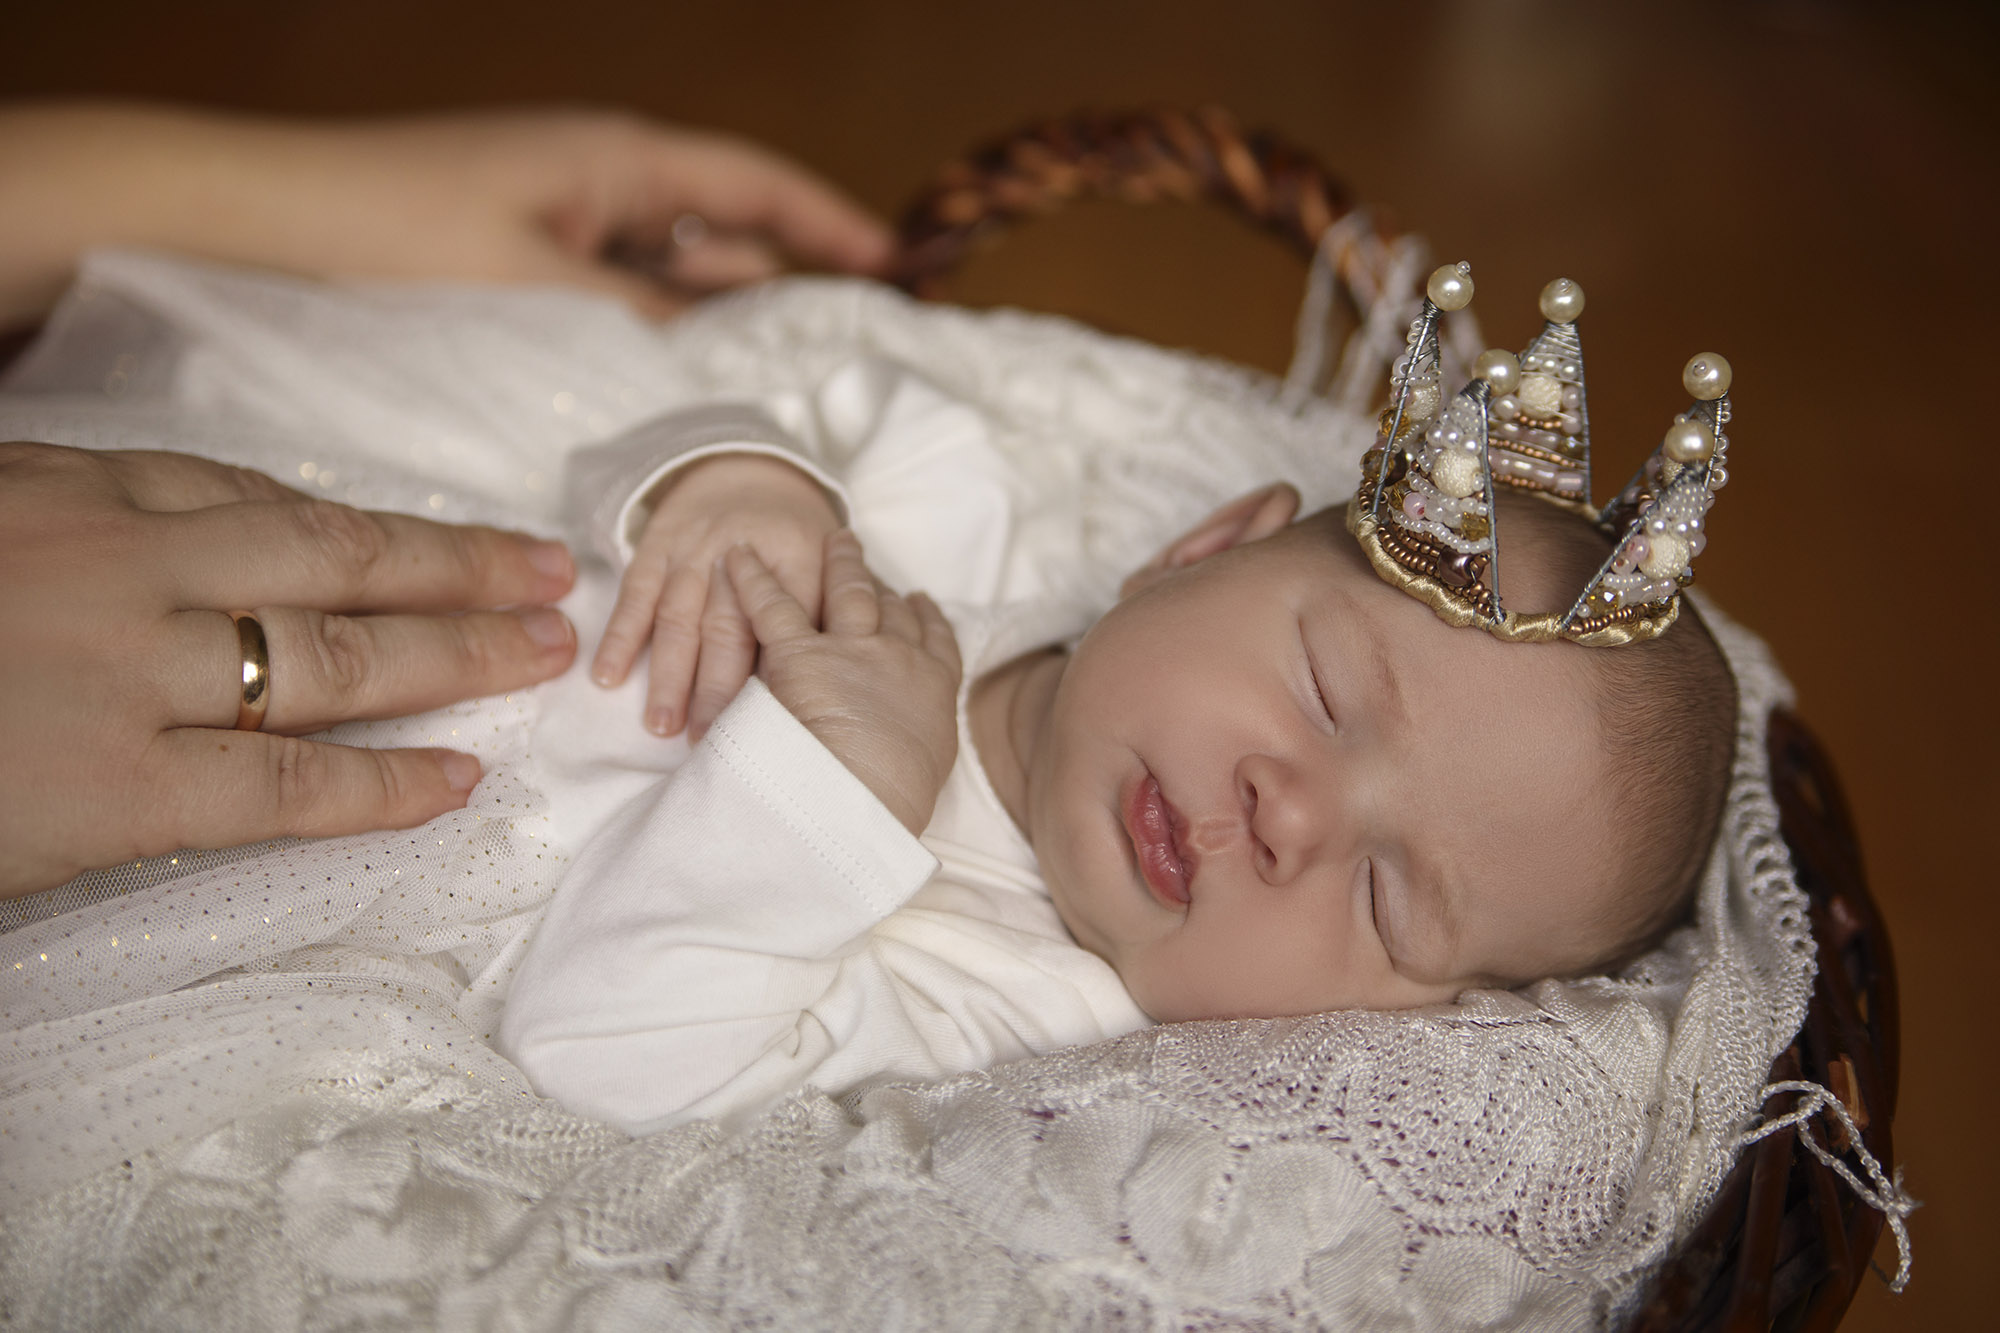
left=1297, top=616, right=1337, bottom=726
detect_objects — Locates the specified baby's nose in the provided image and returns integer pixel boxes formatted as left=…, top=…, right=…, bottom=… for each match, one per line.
left=1235, top=754, right=1333, bottom=884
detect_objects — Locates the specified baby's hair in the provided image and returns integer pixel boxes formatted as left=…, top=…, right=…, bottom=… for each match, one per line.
left=1497, top=491, right=1737, bottom=971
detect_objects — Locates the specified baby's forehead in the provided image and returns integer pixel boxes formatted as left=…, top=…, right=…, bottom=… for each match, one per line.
left=1246, top=512, right=1609, bottom=754
left=1318, top=581, right=1609, bottom=792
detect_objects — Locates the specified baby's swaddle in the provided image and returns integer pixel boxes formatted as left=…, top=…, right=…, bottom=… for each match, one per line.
left=0, top=252, right=1815, bottom=1329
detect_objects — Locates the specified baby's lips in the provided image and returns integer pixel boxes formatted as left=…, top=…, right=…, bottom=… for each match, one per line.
left=1125, top=772, right=1194, bottom=908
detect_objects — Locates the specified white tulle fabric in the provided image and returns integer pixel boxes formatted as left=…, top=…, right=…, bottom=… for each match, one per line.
left=0, top=253, right=1814, bottom=1330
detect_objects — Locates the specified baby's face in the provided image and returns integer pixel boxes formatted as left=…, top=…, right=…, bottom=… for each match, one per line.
left=1028, top=507, right=1626, bottom=1022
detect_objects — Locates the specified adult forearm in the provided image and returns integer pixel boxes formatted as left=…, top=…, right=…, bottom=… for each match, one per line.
left=0, top=99, right=894, bottom=330
left=0, top=103, right=319, bottom=326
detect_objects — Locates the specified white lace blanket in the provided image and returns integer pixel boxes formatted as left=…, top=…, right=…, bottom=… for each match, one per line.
left=0, top=254, right=1813, bottom=1330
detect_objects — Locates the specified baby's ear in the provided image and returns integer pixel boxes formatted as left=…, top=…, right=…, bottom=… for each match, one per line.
left=1119, top=483, right=1301, bottom=599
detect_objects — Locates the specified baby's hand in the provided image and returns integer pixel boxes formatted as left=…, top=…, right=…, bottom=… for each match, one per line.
left=595, top=453, right=840, bottom=738
left=725, top=533, right=961, bottom=836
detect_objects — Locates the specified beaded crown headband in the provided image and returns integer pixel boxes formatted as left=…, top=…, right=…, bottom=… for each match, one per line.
left=1347, top=262, right=1732, bottom=647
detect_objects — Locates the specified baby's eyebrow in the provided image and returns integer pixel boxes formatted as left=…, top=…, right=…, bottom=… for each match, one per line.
left=1368, top=635, right=1408, bottom=726
left=1327, top=583, right=1409, bottom=726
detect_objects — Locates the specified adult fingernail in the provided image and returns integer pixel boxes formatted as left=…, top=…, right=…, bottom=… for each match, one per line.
left=521, top=607, right=574, bottom=650
left=527, top=539, right=574, bottom=582
left=438, top=751, right=482, bottom=793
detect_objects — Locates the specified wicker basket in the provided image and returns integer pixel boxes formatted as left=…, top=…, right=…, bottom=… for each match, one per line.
left=891, top=108, right=1899, bottom=1333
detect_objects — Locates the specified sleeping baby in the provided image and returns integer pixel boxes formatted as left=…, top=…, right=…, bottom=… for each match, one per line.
left=497, top=320, right=1737, bottom=1136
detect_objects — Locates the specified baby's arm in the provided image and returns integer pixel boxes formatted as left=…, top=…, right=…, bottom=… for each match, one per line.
left=497, top=533, right=963, bottom=1133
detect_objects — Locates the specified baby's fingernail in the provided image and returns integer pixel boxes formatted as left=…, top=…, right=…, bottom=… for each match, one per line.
left=591, top=664, right=617, bottom=687
left=526, top=539, right=573, bottom=582
left=520, top=607, right=574, bottom=650
left=647, top=706, right=676, bottom=736
left=437, top=750, right=482, bottom=793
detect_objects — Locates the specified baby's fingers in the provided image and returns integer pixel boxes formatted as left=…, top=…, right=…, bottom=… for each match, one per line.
left=874, top=580, right=922, bottom=642
left=641, top=566, right=711, bottom=735
left=909, top=592, right=963, bottom=681
left=724, top=544, right=814, bottom=643
left=818, top=530, right=880, bottom=636
left=686, top=558, right=757, bottom=742
left=596, top=553, right=688, bottom=689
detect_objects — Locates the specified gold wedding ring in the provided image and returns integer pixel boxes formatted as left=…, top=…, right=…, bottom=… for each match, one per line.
left=230, top=612, right=271, bottom=731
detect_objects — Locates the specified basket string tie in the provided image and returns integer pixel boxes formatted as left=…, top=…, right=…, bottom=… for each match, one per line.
left=1735, top=1078, right=1918, bottom=1293
left=1282, top=209, right=1369, bottom=410
left=1281, top=219, right=1483, bottom=429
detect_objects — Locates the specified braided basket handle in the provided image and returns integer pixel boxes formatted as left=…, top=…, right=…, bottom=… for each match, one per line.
left=889, top=106, right=1401, bottom=313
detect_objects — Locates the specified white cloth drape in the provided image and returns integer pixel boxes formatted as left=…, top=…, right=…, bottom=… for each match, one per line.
left=0, top=253, right=1815, bottom=1330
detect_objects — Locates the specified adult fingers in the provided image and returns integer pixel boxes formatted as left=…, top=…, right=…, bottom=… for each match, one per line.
left=655, top=132, right=893, bottom=275
left=0, top=442, right=302, bottom=517
left=909, top=592, right=964, bottom=680
left=686, top=558, right=757, bottom=743
left=171, top=604, right=577, bottom=734
left=819, top=531, right=881, bottom=636
left=97, top=449, right=305, bottom=510
left=159, top=500, right=575, bottom=614
left=638, top=566, right=710, bottom=736
left=140, top=729, right=482, bottom=853
left=518, top=243, right=691, bottom=321
left=604, top=227, right=782, bottom=295
left=657, top=231, right=783, bottom=291
left=723, top=544, right=814, bottom=644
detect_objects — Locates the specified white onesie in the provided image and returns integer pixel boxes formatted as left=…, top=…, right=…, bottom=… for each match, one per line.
left=496, top=361, right=1151, bottom=1136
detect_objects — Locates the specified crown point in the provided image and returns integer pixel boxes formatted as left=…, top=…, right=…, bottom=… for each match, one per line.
left=1427, top=263, right=1474, bottom=311
left=1471, top=348, right=1521, bottom=394
left=1539, top=278, right=1586, bottom=324
left=1682, top=352, right=1732, bottom=401
left=1662, top=418, right=1717, bottom=465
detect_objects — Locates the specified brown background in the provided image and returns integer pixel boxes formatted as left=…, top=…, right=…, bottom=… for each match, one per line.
left=6, top=1, right=1990, bottom=1325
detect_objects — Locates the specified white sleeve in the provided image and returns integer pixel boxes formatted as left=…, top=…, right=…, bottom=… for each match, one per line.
left=495, top=677, right=940, bottom=1136
left=565, top=359, right=1021, bottom=606
left=565, top=400, right=853, bottom=569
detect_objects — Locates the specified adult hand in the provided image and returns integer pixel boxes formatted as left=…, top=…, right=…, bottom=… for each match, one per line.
left=0, top=103, right=893, bottom=327
left=0, top=442, right=580, bottom=900
left=594, top=453, right=842, bottom=741
left=725, top=532, right=961, bottom=836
